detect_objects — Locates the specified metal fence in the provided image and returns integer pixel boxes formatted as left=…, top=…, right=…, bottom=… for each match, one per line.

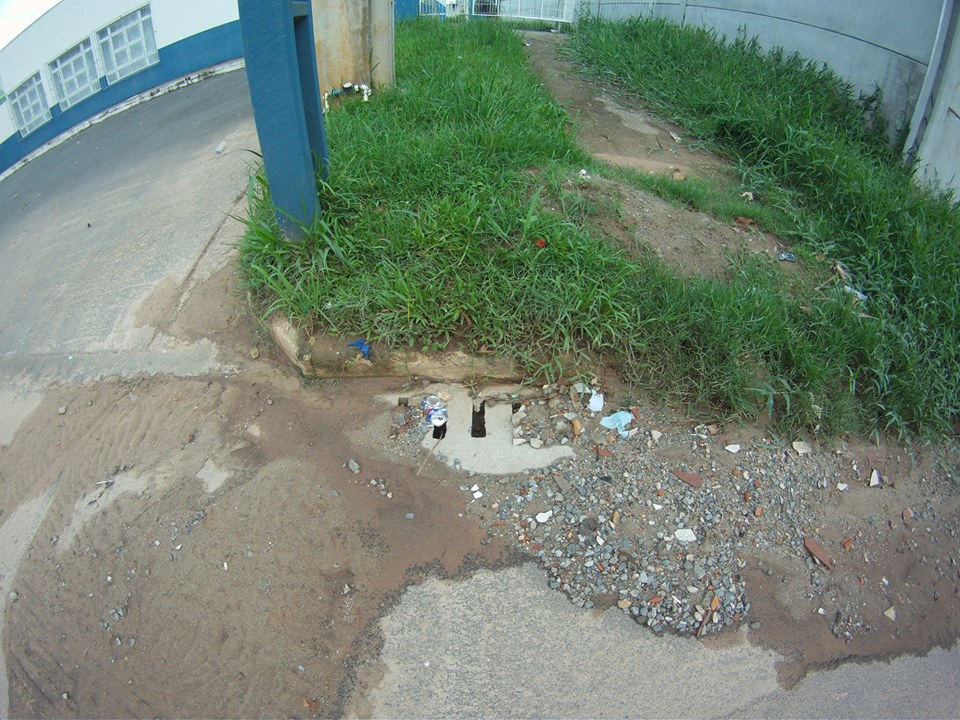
left=418, top=0, right=449, bottom=17
left=417, top=0, right=576, bottom=23
left=473, top=0, right=576, bottom=23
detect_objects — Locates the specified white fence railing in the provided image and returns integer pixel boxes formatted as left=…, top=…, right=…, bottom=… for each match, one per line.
left=472, top=1, right=575, bottom=23
left=417, top=0, right=576, bottom=23
left=418, top=1, right=449, bottom=17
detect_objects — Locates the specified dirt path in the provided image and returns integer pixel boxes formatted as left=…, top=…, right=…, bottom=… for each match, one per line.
left=523, top=30, right=794, bottom=280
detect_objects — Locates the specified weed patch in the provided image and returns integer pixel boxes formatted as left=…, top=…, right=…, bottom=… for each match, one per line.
left=240, top=17, right=956, bottom=438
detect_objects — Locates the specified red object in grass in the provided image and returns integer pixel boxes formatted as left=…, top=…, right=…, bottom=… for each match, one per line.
left=535, top=239, right=547, bottom=248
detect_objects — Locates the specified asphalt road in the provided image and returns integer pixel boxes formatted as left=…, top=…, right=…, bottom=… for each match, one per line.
left=0, top=70, right=258, bottom=386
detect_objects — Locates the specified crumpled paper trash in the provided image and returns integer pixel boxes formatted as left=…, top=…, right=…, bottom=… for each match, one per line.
left=599, top=410, right=634, bottom=438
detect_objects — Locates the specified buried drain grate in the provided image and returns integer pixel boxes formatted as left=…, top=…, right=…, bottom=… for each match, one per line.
left=471, top=400, right=486, bottom=438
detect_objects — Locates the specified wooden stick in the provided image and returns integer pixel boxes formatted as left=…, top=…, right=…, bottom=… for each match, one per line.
left=417, top=438, right=443, bottom=476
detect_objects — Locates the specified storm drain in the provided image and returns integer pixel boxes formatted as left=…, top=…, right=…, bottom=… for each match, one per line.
left=471, top=400, right=486, bottom=438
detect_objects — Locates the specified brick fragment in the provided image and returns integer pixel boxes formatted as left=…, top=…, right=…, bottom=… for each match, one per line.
left=803, top=536, right=834, bottom=570
left=673, top=470, right=703, bottom=488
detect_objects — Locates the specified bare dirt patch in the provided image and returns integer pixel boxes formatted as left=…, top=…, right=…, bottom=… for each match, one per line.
left=524, top=30, right=791, bottom=280
left=523, top=31, right=729, bottom=182
left=0, top=263, right=512, bottom=719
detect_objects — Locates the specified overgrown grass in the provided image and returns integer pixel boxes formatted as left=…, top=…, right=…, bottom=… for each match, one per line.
left=567, top=15, right=959, bottom=436
left=240, top=17, right=957, bottom=438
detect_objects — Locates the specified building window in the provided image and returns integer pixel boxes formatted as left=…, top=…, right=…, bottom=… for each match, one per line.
left=49, top=38, right=100, bottom=110
left=10, top=73, right=50, bottom=136
left=97, top=6, right=158, bottom=85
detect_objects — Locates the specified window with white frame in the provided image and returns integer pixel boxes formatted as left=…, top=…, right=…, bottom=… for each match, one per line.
left=97, top=5, right=158, bottom=85
left=49, top=38, right=100, bottom=110
left=10, top=73, right=50, bottom=136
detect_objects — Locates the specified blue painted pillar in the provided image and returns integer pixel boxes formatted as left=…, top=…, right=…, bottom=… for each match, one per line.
left=238, top=0, right=329, bottom=240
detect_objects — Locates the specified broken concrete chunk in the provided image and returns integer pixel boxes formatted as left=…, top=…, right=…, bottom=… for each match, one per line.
left=725, top=444, right=741, bottom=454
left=347, top=458, right=360, bottom=474
left=674, top=528, right=697, bottom=543
left=792, top=440, right=813, bottom=455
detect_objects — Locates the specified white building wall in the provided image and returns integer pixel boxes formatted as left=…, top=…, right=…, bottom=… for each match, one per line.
left=151, top=0, right=239, bottom=48
left=3, top=0, right=142, bottom=91
left=0, top=98, right=14, bottom=140
left=0, top=0, right=239, bottom=147
left=916, top=22, right=960, bottom=192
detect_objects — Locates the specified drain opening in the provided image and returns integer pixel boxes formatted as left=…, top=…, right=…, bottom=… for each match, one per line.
left=471, top=400, right=486, bottom=438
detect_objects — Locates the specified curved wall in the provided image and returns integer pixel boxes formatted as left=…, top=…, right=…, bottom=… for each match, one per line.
left=0, top=0, right=242, bottom=174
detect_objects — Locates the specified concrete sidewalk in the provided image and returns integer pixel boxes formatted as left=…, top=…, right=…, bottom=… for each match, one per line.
left=0, top=70, right=257, bottom=378
left=0, top=69, right=258, bottom=435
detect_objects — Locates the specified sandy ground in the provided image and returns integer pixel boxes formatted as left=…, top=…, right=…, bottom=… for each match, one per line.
left=0, top=260, right=517, bottom=718
left=0, top=31, right=957, bottom=720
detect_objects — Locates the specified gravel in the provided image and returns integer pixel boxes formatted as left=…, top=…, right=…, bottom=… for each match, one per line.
left=388, top=383, right=958, bottom=638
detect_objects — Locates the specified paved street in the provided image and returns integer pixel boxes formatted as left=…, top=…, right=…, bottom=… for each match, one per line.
left=0, top=70, right=257, bottom=388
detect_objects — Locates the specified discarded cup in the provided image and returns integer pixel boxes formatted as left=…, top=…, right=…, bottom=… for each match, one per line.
left=422, top=395, right=444, bottom=412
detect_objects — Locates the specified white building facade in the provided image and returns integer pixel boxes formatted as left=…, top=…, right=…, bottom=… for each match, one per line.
left=0, top=0, right=242, bottom=174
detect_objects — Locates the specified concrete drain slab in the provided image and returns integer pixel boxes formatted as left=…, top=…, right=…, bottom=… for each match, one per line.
left=406, top=384, right=574, bottom=475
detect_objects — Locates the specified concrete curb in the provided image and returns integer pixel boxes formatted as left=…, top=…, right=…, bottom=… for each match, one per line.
left=268, top=315, right=521, bottom=381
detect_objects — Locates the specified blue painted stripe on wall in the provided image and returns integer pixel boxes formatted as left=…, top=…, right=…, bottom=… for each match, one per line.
left=0, top=19, right=243, bottom=174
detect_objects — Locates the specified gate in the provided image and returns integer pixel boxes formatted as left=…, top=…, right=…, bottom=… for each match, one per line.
left=471, top=0, right=576, bottom=23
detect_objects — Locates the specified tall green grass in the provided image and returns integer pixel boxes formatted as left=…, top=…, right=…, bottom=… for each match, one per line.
left=568, top=16, right=959, bottom=436
left=240, top=17, right=955, bottom=438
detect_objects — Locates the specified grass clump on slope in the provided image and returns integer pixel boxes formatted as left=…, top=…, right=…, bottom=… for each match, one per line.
left=241, top=17, right=950, bottom=438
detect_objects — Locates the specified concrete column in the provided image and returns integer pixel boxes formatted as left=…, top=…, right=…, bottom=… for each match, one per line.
left=312, top=0, right=395, bottom=94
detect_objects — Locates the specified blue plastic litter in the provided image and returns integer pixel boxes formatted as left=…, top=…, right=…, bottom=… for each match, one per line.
left=348, top=338, right=371, bottom=360
left=599, top=410, right=635, bottom=438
